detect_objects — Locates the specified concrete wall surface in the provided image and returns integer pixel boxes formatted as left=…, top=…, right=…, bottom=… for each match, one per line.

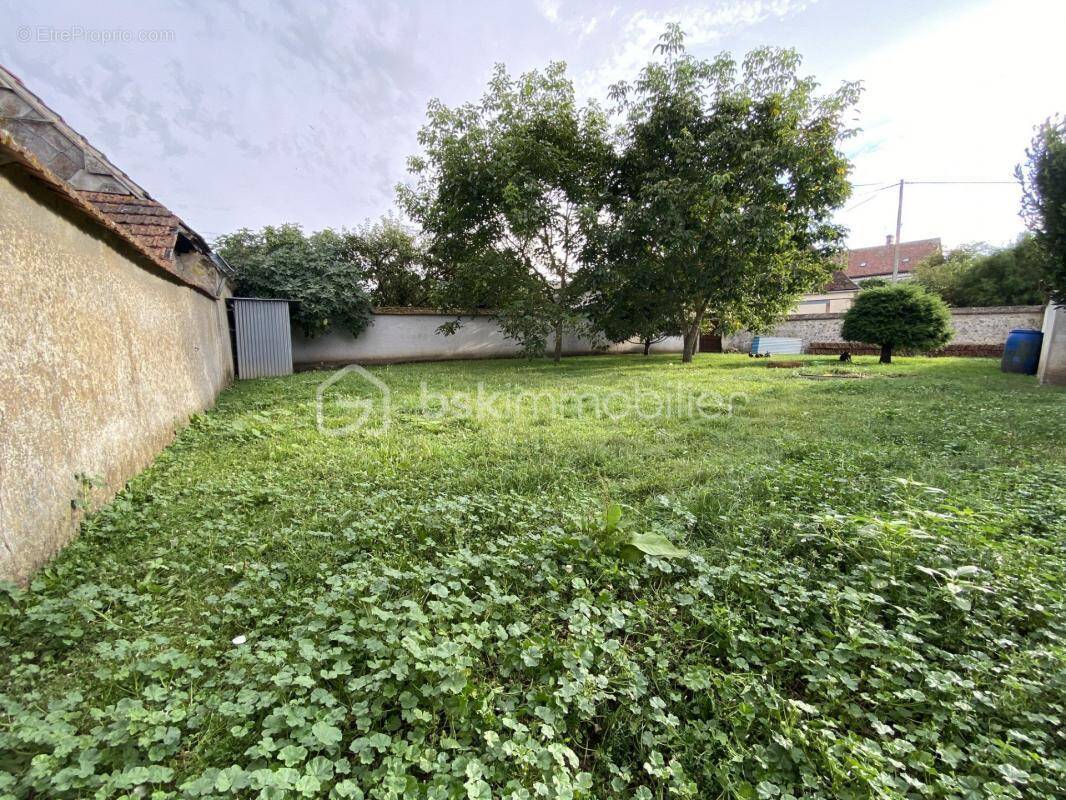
left=791, top=290, right=857, bottom=315
left=292, top=311, right=683, bottom=366
left=1037, top=304, right=1066, bottom=386
left=723, top=305, right=1047, bottom=354
left=0, top=168, right=233, bottom=582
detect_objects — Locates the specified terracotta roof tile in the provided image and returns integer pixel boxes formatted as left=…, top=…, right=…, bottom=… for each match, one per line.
left=822, top=269, right=860, bottom=292
left=0, top=130, right=216, bottom=298
left=844, top=238, right=941, bottom=279
left=76, top=190, right=180, bottom=260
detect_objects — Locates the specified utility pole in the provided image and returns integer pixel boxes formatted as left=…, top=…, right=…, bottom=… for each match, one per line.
left=891, top=179, right=904, bottom=280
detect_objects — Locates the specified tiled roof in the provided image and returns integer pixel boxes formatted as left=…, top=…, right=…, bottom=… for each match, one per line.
left=77, top=191, right=180, bottom=260
left=0, top=130, right=219, bottom=297
left=822, top=269, right=860, bottom=293
left=1, top=64, right=214, bottom=266
left=844, top=238, right=941, bottom=279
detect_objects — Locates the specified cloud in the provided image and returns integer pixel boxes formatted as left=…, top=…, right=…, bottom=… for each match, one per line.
left=1, top=0, right=1059, bottom=252
left=0, top=0, right=428, bottom=236
left=573, top=0, right=814, bottom=101
left=537, top=0, right=562, bottom=22
left=834, top=0, right=1065, bottom=248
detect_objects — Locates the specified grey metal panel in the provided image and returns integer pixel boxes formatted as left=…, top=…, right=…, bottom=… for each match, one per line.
left=233, top=299, right=293, bottom=379
left=751, top=336, right=803, bottom=355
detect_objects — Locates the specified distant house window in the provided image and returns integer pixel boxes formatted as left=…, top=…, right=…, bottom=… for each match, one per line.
left=859, top=261, right=867, bottom=267
left=902, top=257, right=910, bottom=262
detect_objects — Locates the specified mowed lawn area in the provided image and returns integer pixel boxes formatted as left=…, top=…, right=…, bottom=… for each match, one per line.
left=2, top=355, right=1065, bottom=799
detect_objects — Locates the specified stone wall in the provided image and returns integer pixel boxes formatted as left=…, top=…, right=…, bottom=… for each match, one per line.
left=0, top=167, right=233, bottom=583
left=293, top=310, right=684, bottom=367
left=722, top=305, right=1046, bottom=356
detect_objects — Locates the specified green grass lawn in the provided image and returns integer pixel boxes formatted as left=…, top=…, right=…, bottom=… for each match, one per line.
left=2, top=354, right=1065, bottom=799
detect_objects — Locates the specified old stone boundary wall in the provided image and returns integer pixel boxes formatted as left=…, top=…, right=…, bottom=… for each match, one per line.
left=292, top=308, right=684, bottom=367
left=722, top=306, right=1047, bottom=356
left=0, top=166, right=233, bottom=583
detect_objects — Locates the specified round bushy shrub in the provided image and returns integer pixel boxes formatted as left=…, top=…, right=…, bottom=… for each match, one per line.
left=841, top=283, right=953, bottom=363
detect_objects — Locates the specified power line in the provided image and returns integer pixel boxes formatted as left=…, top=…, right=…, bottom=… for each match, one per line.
left=904, top=180, right=1017, bottom=185
left=843, top=178, right=1020, bottom=219
left=843, top=177, right=1023, bottom=277
left=837, top=177, right=1023, bottom=271
left=843, top=181, right=897, bottom=211
left=850, top=178, right=1018, bottom=188
left=844, top=192, right=886, bottom=212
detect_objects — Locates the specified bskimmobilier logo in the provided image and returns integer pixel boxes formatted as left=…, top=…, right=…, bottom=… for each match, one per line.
left=315, top=363, right=749, bottom=437
left=315, top=365, right=391, bottom=436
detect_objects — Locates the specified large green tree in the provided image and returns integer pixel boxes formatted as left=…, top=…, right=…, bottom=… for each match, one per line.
left=399, top=63, right=612, bottom=361
left=913, top=235, right=1051, bottom=307
left=599, top=26, right=860, bottom=362
left=215, top=224, right=372, bottom=338
left=348, top=217, right=434, bottom=308
left=577, top=262, right=684, bottom=355
left=1017, top=115, right=1066, bottom=302
left=841, top=283, right=953, bottom=364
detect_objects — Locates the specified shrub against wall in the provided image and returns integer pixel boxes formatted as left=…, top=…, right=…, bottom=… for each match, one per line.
left=215, top=224, right=373, bottom=339
left=351, top=217, right=435, bottom=308
left=913, top=236, right=1051, bottom=307
left=721, top=305, right=1046, bottom=355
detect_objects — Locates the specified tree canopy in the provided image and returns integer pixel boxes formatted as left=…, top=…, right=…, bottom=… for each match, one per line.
left=841, top=283, right=953, bottom=363
left=350, top=217, right=434, bottom=308
left=913, top=236, right=1051, bottom=307
left=1017, top=115, right=1066, bottom=302
left=215, top=224, right=372, bottom=339
left=578, top=266, right=685, bottom=355
left=594, top=25, right=860, bottom=362
left=400, top=62, right=613, bottom=360
left=221, top=29, right=865, bottom=362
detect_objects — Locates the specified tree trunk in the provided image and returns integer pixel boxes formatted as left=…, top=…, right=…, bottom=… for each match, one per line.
left=643, top=338, right=651, bottom=356
left=682, top=304, right=707, bottom=364
left=880, top=343, right=892, bottom=364
left=553, top=270, right=567, bottom=364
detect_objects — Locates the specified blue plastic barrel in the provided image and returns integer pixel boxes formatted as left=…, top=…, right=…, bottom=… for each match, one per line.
left=1000, top=329, right=1043, bottom=375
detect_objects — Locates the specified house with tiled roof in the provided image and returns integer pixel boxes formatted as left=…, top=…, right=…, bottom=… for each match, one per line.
left=784, top=234, right=944, bottom=318
left=843, top=235, right=942, bottom=283
left=1, top=64, right=234, bottom=583
left=788, top=237, right=941, bottom=315
left=791, top=269, right=862, bottom=315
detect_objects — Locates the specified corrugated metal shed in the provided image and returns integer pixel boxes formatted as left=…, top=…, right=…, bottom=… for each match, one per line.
left=230, top=298, right=293, bottom=379
left=751, top=336, right=803, bottom=355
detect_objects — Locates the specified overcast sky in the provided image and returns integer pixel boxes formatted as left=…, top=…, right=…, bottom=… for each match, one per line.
left=2, top=0, right=1062, bottom=249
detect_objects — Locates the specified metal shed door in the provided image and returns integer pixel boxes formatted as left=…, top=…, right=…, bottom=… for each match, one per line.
left=232, top=299, right=293, bottom=379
